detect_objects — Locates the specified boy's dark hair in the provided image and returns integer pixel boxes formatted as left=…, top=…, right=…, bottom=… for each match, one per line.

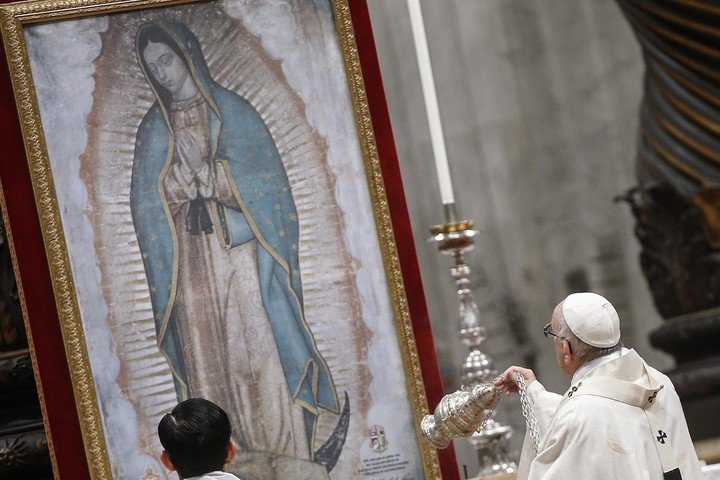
left=158, top=398, right=232, bottom=478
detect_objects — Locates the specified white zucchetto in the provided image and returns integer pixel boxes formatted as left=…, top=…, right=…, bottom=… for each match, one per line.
left=562, top=292, right=621, bottom=348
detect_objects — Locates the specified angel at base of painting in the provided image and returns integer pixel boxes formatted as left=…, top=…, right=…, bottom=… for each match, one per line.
left=130, top=18, right=347, bottom=480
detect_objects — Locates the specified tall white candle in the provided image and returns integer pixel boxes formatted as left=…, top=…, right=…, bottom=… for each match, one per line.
left=406, top=0, right=455, bottom=204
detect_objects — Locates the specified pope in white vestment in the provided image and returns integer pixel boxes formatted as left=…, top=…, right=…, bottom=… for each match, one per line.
left=496, top=293, right=704, bottom=480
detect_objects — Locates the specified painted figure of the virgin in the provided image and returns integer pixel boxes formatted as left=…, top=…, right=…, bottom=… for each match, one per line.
left=130, top=18, right=347, bottom=479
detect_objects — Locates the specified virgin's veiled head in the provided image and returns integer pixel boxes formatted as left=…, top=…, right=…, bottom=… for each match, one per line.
left=136, top=19, right=215, bottom=109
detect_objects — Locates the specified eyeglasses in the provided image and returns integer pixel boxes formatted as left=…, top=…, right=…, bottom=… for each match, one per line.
left=543, top=323, right=567, bottom=342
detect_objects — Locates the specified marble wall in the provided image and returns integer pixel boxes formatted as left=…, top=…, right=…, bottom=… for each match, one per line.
left=366, top=0, right=670, bottom=472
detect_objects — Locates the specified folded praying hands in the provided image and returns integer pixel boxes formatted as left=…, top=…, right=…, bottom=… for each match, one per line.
left=175, top=128, right=208, bottom=172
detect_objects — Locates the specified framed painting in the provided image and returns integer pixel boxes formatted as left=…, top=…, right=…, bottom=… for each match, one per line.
left=0, top=0, right=458, bottom=479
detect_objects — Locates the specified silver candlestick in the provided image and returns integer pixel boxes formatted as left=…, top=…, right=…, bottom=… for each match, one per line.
left=429, top=202, right=517, bottom=478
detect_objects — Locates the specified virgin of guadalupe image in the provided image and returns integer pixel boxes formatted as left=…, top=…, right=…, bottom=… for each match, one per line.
left=130, top=18, right=349, bottom=479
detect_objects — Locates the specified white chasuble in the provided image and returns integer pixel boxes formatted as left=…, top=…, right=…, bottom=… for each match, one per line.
left=518, top=349, right=703, bottom=480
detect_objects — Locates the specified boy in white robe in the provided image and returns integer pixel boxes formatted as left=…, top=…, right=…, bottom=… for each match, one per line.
left=495, top=292, right=704, bottom=480
left=158, top=398, right=242, bottom=480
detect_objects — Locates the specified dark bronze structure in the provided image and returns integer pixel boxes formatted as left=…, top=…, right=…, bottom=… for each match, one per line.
left=0, top=219, right=52, bottom=478
left=616, top=0, right=720, bottom=439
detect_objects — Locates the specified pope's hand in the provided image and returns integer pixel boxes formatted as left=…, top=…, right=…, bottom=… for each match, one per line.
left=494, top=366, right=536, bottom=396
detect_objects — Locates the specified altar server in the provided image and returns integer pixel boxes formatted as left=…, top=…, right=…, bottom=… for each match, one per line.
left=495, top=292, right=703, bottom=479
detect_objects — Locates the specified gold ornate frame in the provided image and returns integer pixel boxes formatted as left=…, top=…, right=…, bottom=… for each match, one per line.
left=0, top=0, right=443, bottom=478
